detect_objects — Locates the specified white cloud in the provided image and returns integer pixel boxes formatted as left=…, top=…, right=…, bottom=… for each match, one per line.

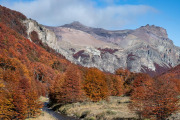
left=1, top=0, right=156, bottom=29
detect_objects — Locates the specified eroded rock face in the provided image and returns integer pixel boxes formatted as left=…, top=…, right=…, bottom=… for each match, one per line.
left=24, top=20, right=180, bottom=76
left=23, top=19, right=58, bottom=50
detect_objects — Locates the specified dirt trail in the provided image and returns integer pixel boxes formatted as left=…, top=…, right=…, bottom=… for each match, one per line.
left=26, top=97, right=78, bottom=120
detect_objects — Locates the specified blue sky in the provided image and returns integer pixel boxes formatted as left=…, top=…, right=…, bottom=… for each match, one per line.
left=1, top=0, right=180, bottom=46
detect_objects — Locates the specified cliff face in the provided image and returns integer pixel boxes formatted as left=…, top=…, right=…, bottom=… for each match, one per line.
left=23, top=19, right=58, bottom=50
left=24, top=20, right=180, bottom=76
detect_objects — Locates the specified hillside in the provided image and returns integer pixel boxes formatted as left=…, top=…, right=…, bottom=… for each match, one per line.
left=0, top=6, right=71, bottom=119
left=159, top=64, right=180, bottom=79
left=168, top=64, right=180, bottom=77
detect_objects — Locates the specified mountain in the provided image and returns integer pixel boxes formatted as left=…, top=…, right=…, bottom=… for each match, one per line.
left=44, top=22, right=180, bottom=76
left=3, top=5, right=179, bottom=76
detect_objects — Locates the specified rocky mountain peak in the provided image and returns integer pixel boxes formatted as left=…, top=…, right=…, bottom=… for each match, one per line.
left=71, top=21, right=84, bottom=25
left=62, top=21, right=88, bottom=29
left=138, top=24, right=168, bottom=38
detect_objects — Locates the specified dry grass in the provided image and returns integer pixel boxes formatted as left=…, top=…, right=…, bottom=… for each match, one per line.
left=26, top=111, right=57, bottom=120
left=58, top=96, right=137, bottom=120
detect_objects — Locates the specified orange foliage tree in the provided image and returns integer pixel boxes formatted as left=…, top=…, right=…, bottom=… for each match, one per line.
left=105, top=74, right=124, bottom=96
left=12, top=89, right=28, bottom=119
left=0, top=56, right=42, bottom=119
left=115, top=68, right=136, bottom=95
left=83, top=68, right=108, bottom=102
left=115, top=68, right=131, bottom=81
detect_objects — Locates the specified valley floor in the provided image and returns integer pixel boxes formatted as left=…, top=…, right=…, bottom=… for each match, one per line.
left=57, top=96, right=137, bottom=120
left=26, top=96, right=180, bottom=120
left=55, top=96, right=180, bottom=120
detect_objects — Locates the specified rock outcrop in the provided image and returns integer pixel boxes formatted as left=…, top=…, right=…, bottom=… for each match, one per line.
left=23, top=19, right=58, bottom=50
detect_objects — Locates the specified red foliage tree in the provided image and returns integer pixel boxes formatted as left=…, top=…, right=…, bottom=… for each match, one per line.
left=61, top=65, right=83, bottom=103
left=49, top=73, right=65, bottom=103
left=0, top=5, right=27, bottom=37
left=129, top=73, right=153, bottom=119
left=49, top=65, right=83, bottom=104
left=158, top=73, right=180, bottom=94
left=129, top=74, right=179, bottom=120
